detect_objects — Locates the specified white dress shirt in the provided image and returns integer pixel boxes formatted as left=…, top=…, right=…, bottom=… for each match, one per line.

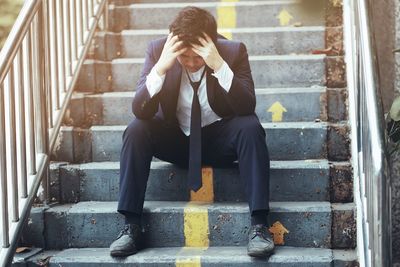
left=146, top=61, right=234, bottom=136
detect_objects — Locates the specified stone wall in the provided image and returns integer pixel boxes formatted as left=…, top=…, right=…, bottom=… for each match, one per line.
left=373, top=0, right=400, bottom=263
left=358, top=0, right=398, bottom=263
left=370, top=0, right=395, bottom=111
left=393, top=0, right=400, bottom=263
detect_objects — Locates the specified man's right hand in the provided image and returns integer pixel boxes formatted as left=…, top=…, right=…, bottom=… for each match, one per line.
left=154, top=33, right=187, bottom=76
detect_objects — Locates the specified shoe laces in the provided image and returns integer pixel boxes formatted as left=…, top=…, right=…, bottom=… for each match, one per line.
left=250, top=225, right=271, bottom=240
left=117, top=224, right=139, bottom=239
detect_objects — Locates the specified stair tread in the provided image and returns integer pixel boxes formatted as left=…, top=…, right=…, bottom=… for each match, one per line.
left=57, top=121, right=333, bottom=161
left=99, top=26, right=326, bottom=35
left=87, top=54, right=325, bottom=64
left=52, top=159, right=336, bottom=203
left=17, top=247, right=358, bottom=265
left=57, top=159, right=331, bottom=169
left=72, top=86, right=327, bottom=98
left=118, top=1, right=302, bottom=8
left=126, top=26, right=326, bottom=33
left=29, top=201, right=354, bottom=249
left=111, top=0, right=298, bottom=3
left=47, top=201, right=354, bottom=213
left=75, top=121, right=330, bottom=130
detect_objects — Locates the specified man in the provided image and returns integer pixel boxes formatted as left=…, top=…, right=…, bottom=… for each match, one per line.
left=109, top=6, right=274, bottom=258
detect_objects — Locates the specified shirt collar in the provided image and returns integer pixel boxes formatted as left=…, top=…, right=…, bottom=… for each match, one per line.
left=185, top=65, right=206, bottom=82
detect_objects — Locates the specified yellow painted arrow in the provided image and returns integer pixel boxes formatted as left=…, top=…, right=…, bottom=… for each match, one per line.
left=277, top=9, right=294, bottom=26
left=269, top=221, right=290, bottom=245
left=268, top=101, right=287, bottom=122
left=217, top=0, right=238, bottom=40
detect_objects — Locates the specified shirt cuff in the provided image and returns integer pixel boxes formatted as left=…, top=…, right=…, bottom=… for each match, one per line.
left=211, top=61, right=234, bottom=92
left=146, top=66, right=166, bottom=97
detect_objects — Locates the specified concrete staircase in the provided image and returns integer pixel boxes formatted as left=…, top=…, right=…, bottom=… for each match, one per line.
left=14, top=0, right=359, bottom=266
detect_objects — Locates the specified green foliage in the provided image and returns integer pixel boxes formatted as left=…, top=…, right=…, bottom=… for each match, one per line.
left=390, top=96, right=400, bottom=122
left=387, top=96, right=400, bottom=155
left=0, top=0, right=25, bottom=49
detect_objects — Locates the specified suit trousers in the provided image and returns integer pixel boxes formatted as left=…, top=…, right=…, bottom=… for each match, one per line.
left=117, top=114, right=270, bottom=216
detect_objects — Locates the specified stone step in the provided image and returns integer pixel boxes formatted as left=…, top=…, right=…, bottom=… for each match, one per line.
left=76, top=55, right=326, bottom=93
left=24, top=201, right=355, bottom=249
left=95, top=27, right=325, bottom=60
left=65, top=87, right=327, bottom=127
left=54, top=122, right=330, bottom=163
left=13, top=247, right=358, bottom=267
left=50, top=160, right=331, bottom=203
left=108, top=1, right=325, bottom=31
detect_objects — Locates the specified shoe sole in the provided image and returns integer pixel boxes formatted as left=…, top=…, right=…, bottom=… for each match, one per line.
left=110, top=249, right=138, bottom=257
left=247, top=249, right=274, bottom=258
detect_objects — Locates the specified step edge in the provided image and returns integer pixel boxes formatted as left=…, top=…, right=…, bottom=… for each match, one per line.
left=18, top=247, right=350, bottom=264
left=116, top=1, right=301, bottom=9
left=72, top=86, right=327, bottom=98
left=45, top=200, right=336, bottom=214
left=55, top=159, right=331, bottom=170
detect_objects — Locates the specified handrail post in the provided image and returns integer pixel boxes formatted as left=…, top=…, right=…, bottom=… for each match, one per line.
left=35, top=1, right=50, bottom=202
left=50, top=0, right=60, bottom=111
left=103, top=0, right=109, bottom=31
left=0, top=83, right=9, bottom=248
left=42, top=0, right=51, bottom=203
left=26, top=27, right=37, bottom=176
left=7, top=63, right=20, bottom=223
left=65, top=0, right=73, bottom=76
left=17, top=45, right=28, bottom=198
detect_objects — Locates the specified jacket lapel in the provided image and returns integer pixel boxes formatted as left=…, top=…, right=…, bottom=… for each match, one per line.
left=206, top=40, right=225, bottom=108
left=162, top=60, right=182, bottom=121
left=206, top=66, right=217, bottom=107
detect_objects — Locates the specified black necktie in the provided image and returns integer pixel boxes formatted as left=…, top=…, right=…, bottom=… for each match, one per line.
left=186, top=67, right=207, bottom=192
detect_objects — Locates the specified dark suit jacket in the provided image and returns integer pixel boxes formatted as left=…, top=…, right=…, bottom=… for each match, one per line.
left=132, top=37, right=255, bottom=125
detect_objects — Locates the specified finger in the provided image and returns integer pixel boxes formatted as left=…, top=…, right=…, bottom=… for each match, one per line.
left=171, top=35, right=179, bottom=43
left=168, top=35, right=179, bottom=50
left=167, top=35, right=179, bottom=47
left=166, top=32, right=173, bottom=42
left=191, top=46, right=204, bottom=57
left=171, top=40, right=184, bottom=52
left=163, top=33, right=173, bottom=50
left=203, top=32, right=212, bottom=42
left=191, top=43, right=204, bottom=50
left=174, top=47, right=188, bottom=56
left=197, top=37, right=208, bottom=46
left=192, top=45, right=207, bottom=56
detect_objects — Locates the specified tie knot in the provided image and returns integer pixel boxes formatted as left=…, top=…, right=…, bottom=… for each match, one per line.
left=191, top=81, right=201, bottom=93
left=185, top=68, right=206, bottom=94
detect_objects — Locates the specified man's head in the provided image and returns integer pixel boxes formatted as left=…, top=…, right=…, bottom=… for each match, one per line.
left=177, top=48, right=205, bottom=73
left=169, top=6, right=218, bottom=47
left=169, top=7, right=218, bottom=72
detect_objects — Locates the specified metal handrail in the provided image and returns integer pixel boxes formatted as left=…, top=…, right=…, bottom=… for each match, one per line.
left=0, top=0, right=109, bottom=266
left=343, top=0, right=392, bottom=266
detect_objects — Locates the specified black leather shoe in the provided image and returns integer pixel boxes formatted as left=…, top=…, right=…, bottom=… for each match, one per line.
left=110, top=224, right=141, bottom=257
left=247, top=224, right=275, bottom=257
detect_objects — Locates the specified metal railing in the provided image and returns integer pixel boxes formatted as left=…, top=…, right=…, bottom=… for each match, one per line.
left=0, top=0, right=109, bottom=266
left=343, top=0, right=392, bottom=266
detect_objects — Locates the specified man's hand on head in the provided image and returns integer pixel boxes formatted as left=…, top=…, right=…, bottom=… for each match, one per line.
left=155, top=33, right=187, bottom=76
left=191, top=33, right=224, bottom=72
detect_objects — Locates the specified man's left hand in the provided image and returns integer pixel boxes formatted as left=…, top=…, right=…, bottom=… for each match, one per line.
left=191, top=33, right=224, bottom=72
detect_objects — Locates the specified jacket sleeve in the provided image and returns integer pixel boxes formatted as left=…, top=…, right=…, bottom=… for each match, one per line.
left=222, top=42, right=256, bottom=115
left=132, top=41, right=161, bottom=119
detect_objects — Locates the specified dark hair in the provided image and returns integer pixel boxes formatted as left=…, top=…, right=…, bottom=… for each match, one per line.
left=169, top=6, right=218, bottom=47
